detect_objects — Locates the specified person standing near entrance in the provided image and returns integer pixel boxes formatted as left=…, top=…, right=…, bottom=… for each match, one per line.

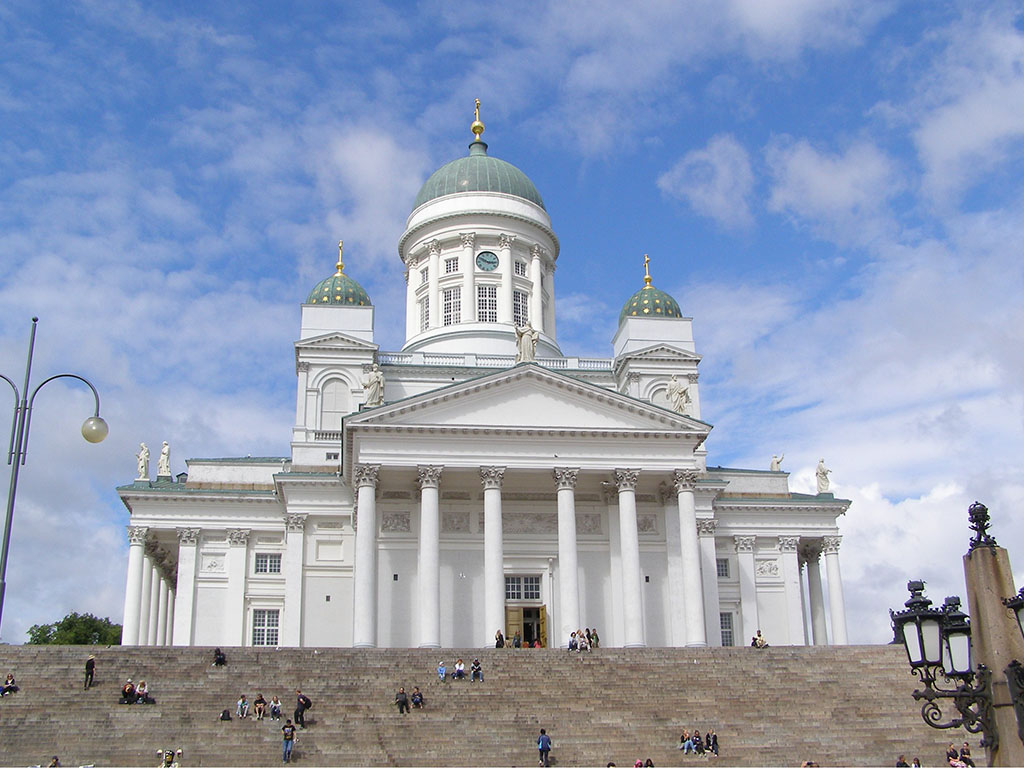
left=537, top=728, right=552, bottom=767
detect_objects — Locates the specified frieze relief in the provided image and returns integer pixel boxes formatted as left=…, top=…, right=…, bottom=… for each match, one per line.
left=381, top=512, right=411, bottom=533
left=755, top=559, right=780, bottom=579
left=442, top=510, right=470, bottom=533
left=503, top=512, right=558, bottom=535
left=576, top=513, right=602, bottom=534
left=637, top=514, right=658, bottom=534
left=200, top=554, right=225, bottom=573
left=315, top=521, right=345, bottom=530
left=383, top=490, right=411, bottom=500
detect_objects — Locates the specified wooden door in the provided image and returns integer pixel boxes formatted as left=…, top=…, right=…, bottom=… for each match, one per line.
left=539, top=605, right=547, bottom=648
left=505, top=606, right=523, bottom=644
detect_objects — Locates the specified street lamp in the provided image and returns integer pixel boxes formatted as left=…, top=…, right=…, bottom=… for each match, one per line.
left=0, top=317, right=108, bottom=635
left=890, top=502, right=1024, bottom=765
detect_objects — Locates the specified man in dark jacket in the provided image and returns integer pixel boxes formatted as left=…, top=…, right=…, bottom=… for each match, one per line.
left=294, top=690, right=312, bottom=728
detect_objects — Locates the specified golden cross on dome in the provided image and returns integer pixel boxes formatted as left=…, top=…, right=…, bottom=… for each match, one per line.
left=643, top=253, right=652, bottom=286
left=336, top=240, right=345, bottom=275
left=471, top=98, right=485, bottom=140
left=474, top=98, right=480, bottom=123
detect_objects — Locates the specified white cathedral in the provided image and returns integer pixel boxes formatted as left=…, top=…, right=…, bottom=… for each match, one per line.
left=118, top=110, right=850, bottom=650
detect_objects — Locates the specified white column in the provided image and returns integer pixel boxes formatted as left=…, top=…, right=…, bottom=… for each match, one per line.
left=779, top=536, right=805, bottom=646
left=673, top=470, right=706, bottom=647
left=543, top=263, right=556, bottom=341
left=461, top=233, right=476, bottom=322
left=295, top=361, right=309, bottom=432
left=427, top=240, right=441, bottom=328
left=735, top=536, right=759, bottom=644
left=799, top=561, right=811, bottom=646
left=605, top=491, right=623, bottom=648
left=404, top=263, right=417, bottom=340
left=147, top=559, right=161, bottom=645
left=283, top=514, right=307, bottom=647
left=823, top=535, right=848, bottom=645
left=697, top=519, right=721, bottom=647
left=121, top=526, right=148, bottom=646
left=165, top=586, right=175, bottom=646
left=529, top=244, right=544, bottom=335
left=481, top=467, right=505, bottom=647
left=352, top=464, right=380, bottom=648
left=616, top=469, right=645, bottom=648
left=417, top=465, right=443, bottom=648
left=804, top=545, right=828, bottom=646
left=226, top=529, right=250, bottom=645
left=662, top=486, right=685, bottom=647
left=553, top=468, right=580, bottom=645
left=156, top=575, right=169, bottom=646
left=172, top=528, right=199, bottom=646
left=138, top=549, right=154, bottom=646
left=497, top=233, right=515, bottom=323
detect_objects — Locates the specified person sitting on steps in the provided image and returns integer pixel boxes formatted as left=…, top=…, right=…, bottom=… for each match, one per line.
left=212, top=647, right=226, bottom=666
left=411, top=686, right=424, bottom=708
left=452, top=658, right=466, bottom=679
left=437, top=661, right=447, bottom=681
left=269, top=695, right=283, bottom=720
left=120, top=679, right=136, bottom=704
left=236, top=694, right=249, bottom=718
left=135, top=680, right=153, bottom=704
left=253, top=693, right=267, bottom=720
left=471, top=658, right=483, bottom=682
left=0, top=672, right=19, bottom=696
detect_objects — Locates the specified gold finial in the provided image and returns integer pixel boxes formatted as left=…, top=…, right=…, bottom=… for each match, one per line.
left=471, top=98, right=485, bottom=141
left=335, top=240, right=345, bottom=275
left=643, top=253, right=652, bottom=287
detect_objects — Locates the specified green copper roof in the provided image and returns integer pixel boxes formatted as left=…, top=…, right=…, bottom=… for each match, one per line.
left=619, top=285, right=683, bottom=323
left=306, top=272, right=372, bottom=306
left=412, top=140, right=545, bottom=211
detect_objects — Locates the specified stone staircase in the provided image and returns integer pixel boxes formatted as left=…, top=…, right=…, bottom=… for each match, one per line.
left=0, top=645, right=965, bottom=767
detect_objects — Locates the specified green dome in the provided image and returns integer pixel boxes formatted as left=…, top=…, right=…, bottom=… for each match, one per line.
left=306, top=243, right=372, bottom=306
left=619, top=284, right=683, bottom=323
left=412, top=140, right=545, bottom=211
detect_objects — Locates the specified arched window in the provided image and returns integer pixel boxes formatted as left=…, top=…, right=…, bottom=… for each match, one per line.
left=320, top=379, right=350, bottom=430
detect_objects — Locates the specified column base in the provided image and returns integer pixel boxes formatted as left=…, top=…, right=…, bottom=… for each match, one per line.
left=352, top=642, right=377, bottom=649
left=623, top=642, right=647, bottom=649
left=418, top=643, right=441, bottom=650
left=685, top=642, right=708, bottom=648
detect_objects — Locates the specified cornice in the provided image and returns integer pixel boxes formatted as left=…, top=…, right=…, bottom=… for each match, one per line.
left=398, top=208, right=560, bottom=262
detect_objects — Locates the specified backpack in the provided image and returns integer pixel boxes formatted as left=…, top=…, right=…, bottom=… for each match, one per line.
left=300, top=694, right=313, bottom=709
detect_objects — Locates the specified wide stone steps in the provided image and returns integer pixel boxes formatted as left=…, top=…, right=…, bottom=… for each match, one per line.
left=0, top=645, right=965, bottom=766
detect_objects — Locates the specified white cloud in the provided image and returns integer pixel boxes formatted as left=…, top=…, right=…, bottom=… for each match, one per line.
left=658, top=134, right=755, bottom=228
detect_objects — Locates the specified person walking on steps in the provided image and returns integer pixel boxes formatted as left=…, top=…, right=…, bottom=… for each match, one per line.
left=538, top=728, right=552, bottom=767
left=282, top=719, right=296, bottom=763
left=294, top=689, right=312, bottom=728
left=84, top=655, right=95, bottom=689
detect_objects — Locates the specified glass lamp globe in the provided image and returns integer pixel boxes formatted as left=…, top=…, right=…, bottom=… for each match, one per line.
left=81, top=415, right=109, bottom=443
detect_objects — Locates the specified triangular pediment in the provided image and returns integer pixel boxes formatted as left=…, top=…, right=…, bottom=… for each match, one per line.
left=620, top=343, right=701, bottom=363
left=347, top=364, right=709, bottom=434
left=295, top=331, right=378, bottom=352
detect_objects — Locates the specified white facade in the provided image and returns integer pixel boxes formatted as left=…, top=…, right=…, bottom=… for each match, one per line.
left=119, top=126, right=850, bottom=650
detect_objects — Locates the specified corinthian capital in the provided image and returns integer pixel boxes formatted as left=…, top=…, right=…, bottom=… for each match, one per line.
left=460, top=232, right=476, bottom=249
left=672, top=469, right=701, bottom=492
left=779, top=536, right=800, bottom=552
left=734, top=535, right=755, bottom=553
left=127, top=525, right=149, bottom=545
left=498, top=233, right=516, bottom=250
left=228, top=529, right=250, bottom=546
left=530, top=243, right=544, bottom=260
left=427, top=239, right=441, bottom=257
left=696, top=518, right=717, bottom=536
left=176, top=527, right=200, bottom=546
left=286, top=514, right=308, bottom=532
left=822, top=535, right=842, bottom=555
left=553, top=467, right=579, bottom=491
left=417, top=465, right=443, bottom=489
left=614, top=468, right=640, bottom=491
left=480, top=466, right=505, bottom=490
left=354, top=463, right=380, bottom=489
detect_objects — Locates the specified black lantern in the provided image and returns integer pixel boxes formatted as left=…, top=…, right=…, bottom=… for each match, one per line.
left=891, top=580, right=944, bottom=668
left=940, top=596, right=972, bottom=679
left=1004, top=587, right=1024, bottom=644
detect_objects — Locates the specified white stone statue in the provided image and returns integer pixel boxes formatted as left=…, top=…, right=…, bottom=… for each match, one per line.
left=816, top=458, right=831, bottom=494
left=514, top=324, right=539, bottom=363
left=667, top=375, right=690, bottom=414
left=158, top=441, right=171, bottom=477
left=136, top=442, right=150, bottom=480
left=363, top=363, right=385, bottom=407
left=770, top=454, right=784, bottom=472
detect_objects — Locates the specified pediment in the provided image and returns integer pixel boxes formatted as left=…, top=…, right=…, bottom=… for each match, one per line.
left=347, top=364, right=709, bottom=434
left=620, top=344, right=701, bottom=363
left=295, top=332, right=378, bottom=352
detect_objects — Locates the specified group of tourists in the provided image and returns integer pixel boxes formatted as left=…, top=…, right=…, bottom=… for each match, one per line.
left=568, top=627, right=600, bottom=651
left=393, top=685, right=426, bottom=713
left=119, top=678, right=154, bottom=704
left=225, top=689, right=311, bottom=728
left=942, top=741, right=976, bottom=767
left=679, top=728, right=719, bottom=756
left=495, top=629, right=544, bottom=648
left=436, top=658, right=484, bottom=682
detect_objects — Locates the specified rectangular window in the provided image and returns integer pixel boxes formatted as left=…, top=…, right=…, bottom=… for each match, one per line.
left=252, top=609, right=280, bottom=646
left=514, top=260, right=527, bottom=277
left=255, top=553, right=282, bottom=574
left=720, top=612, right=734, bottom=647
left=716, top=558, right=730, bottom=578
left=513, top=289, right=529, bottom=327
left=443, top=287, right=461, bottom=326
left=505, top=576, right=522, bottom=601
left=445, top=257, right=459, bottom=274
left=477, top=284, right=497, bottom=323
left=419, top=297, right=429, bottom=332
left=523, top=576, right=541, bottom=600
left=420, top=268, right=428, bottom=285
left=505, top=575, right=540, bottom=601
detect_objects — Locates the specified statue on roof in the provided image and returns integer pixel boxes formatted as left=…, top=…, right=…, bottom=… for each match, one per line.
left=364, top=363, right=385, bottom=407
left=770, top=454, right=784, bottom=472
left=136, top=442, right=150, bottom=480
left=158, top=441, right=171, bottom=477
left=515, top=324, right=539, bottom=363
left=667, top=375, right=690, bottom=414
left=816, top=458, right=831, bottom=494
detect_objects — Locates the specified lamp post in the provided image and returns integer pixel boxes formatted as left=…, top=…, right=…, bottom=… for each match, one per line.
left=890, top=502, right=1024, bottom=766
left=0, top=317, right=108, bottom=636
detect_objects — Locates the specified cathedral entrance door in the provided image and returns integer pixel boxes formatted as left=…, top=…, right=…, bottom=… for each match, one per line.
left=506, top=606, right=547, bottom=647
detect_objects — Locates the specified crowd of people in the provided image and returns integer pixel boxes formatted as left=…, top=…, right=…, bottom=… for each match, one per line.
left=568, top=627, right=600, bottom=651
left=678, top=728, right=719, bottom=756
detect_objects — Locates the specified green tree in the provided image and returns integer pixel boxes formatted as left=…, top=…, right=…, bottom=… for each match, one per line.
left=26, top=611, right=122, bottom=645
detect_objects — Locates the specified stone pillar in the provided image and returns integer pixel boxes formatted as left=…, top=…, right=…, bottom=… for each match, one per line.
left=404, top=263, right=417, bottom=339
left=543, top=263, right=556, bottom=340
left=138, top=546, right=154, bottom=646
left=554, top=468, right=581, bottom=644
left=156, top=574, right=169, bottom=646
left=497, top=233, right=515, bottom=323
left=165, top=585, right=175, bottom=646
left=283, top=514, right=307, bottom=647
left=529, top=244, right=544, bottom=335
left=427, top=240, right=441, bottom=328
left=779, top=536, right=804, bottom=645
left=803, top=545, right=827, bottom=645
left=616, top=469, right=645, bottom=648
left=352, top=464, right=380, bottom=648
left=146, top=557, right=161, bottom=645
left=481, top=466, right=505, bottom=647
left=799, top=561, right=811, bottom=646
left=295, top=361, right=310, bottom=432
left=121, top=526, right=148, bottom=646
left=673, top=470, right=706, bottom=647
left=226, top=529, right=250, bottom=645
left=822, top=535, right=848, bottom=645
left=173, top=528, right=199, bottom=646
left=461, top=233, right=476, bottom=322
left=735, top=535, right=758, bottom=644
left=697, top=519, right=721, bottom=647
left=417, top=465, right=443, bottom=649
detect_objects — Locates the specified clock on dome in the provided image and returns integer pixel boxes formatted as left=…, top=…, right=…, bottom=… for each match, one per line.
left=475, top=251, right=499, bottom=271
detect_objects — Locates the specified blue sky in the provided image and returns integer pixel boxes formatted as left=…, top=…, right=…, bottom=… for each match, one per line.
left=1, top=0, right=1023, bottom=645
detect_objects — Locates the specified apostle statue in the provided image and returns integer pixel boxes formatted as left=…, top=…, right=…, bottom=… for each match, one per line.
left=363, top=363, right=385, bottom=407
left=136, top=442, right=150, bottom=480
left=770, top=454, right=784, bottom=472
left=667, top=375, right=691, bottom=414
left=816, top=458, right=831, bottom=494
left=158, top=441, right=171, bottom=477
left=514, top=324, right=539, bottom=363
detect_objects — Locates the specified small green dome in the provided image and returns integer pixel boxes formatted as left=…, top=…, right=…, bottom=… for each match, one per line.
left=412, top=139, right=545, bottom=211
left=619, top=285, right=683, bottom=323
left=306, top=241, right=372, bottom=306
